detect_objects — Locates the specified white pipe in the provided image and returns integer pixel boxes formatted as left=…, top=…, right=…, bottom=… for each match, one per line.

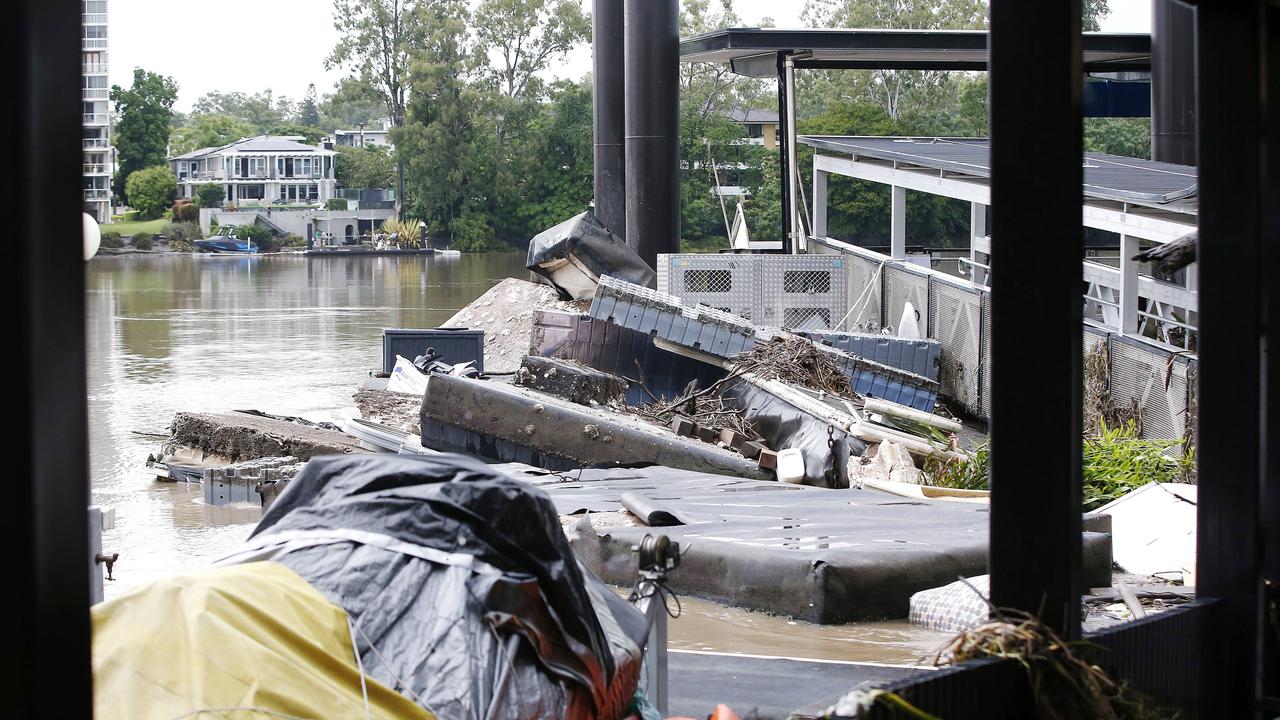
left=785, top=53, right=802, bottom=254
left=863, top=398, right=963, bottom=433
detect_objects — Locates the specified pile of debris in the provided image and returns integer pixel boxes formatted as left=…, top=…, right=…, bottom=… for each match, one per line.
left=361, top=270, right=963, bottom=490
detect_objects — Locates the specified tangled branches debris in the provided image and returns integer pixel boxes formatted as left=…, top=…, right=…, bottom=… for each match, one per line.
left=1085, top=340, right=1142, bottom=435
left=631, top=368, right=762, bottom=442
left=937, top=604, right=1176, bottom=720
left=732, top=335, right=854, bottom=397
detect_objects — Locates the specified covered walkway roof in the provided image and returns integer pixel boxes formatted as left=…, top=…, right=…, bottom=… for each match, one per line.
left=680, top=28, right=1152, bottom=75
left=801, top=136, right=1197, bottom=210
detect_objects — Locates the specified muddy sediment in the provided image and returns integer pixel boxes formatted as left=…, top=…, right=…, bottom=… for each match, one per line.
left=353, top=389, right=423, bottom=434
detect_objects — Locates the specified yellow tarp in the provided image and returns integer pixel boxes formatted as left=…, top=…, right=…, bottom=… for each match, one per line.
left=93, top=561, right=432, bottom=720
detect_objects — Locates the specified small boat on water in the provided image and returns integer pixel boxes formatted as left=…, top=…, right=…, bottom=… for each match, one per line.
left=194, top=234, right=257, bottom=254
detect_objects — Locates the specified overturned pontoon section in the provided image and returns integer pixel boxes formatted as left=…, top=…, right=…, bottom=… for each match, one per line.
left=589, top=275, right=940, bottom=410
left=527, top=465, right=1114, bottom=624
left=420, top=373, right=772, bottom=479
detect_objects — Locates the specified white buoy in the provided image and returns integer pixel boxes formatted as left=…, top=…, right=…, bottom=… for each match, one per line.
left=898, top=301, right=921, bottom=339
left=776, top=448, right=806, bottom=484
left=83, top=212, right=101, bottom=260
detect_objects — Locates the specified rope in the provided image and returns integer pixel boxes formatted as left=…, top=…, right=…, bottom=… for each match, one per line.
left=347, top=617, right=372, bottom=720
left=836, top=260, right=887, bottom=331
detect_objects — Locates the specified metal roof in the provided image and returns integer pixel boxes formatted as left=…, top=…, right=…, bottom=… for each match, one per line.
left=800, top=136, right=1198, bottom=206
left=680, top=28, right=1152, bottom=76
left=725, top=109, right=779, bottom=124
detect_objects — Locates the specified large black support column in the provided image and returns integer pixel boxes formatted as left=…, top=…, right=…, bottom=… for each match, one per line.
left=1151, top=0, right=1197, bottom=165
left=623, top=0, right=680, bottom=267
left=9, top=0, right=93, bottom=714
left=1263, top=7, right=1280, bottom=706
left=593, top=0, right=625, bottom=238
left=1196, top=3, right=1264, bottom=714
left=987, top=0, right=1084, bottom=637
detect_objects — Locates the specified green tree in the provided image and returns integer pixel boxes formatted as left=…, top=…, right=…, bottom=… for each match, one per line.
left=334, top=145, right=396, bottom=188
left=511, top=79, right=595, bottom=234
left=194, top=183, right=226, bottom=208
left=474, top=0, right=589, bottom=117
left=319, top=77, right=387, bottom=131
left=169, top=114, right=254, bottom=155
left=329, top=0, right=427, bottom=215
left=125, top=166, right=178, bottom=220
left=111, top=68, right=178, bottom=199
left=1085, top=117, right=1152, bottom=159
left=190, top=90, right=293, bottom=133
left=397, top=0, right=480, bottom=242
left=1082, top=0, right=1111, bottom=31
left=299, top=83, right=322, bottom=126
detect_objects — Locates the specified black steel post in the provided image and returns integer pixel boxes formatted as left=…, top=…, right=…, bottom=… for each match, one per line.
left=1196, top=3, right=1264, bottom=714
left=776, top=53, right=793, bottom=254
left=987, top=0, right=1084, bottom=637
left=9, top=0, right=93, bottom=714
left=1151, top=0, right=1197, bottom=165
left=1264, top=6, right=1280, bottom=707
left=623, top=0, right=680, bottom=267
left=593, top=0, right=626, bottom=238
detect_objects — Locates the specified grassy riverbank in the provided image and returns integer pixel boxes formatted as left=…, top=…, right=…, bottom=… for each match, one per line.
left=103, top=218, right=168, bottom=237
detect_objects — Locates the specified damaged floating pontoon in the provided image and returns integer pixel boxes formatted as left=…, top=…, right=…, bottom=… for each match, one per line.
left=527, top=211, right=657, bottom=300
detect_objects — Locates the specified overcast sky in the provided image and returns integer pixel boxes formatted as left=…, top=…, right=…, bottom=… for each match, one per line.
left=109, top=0, right=1155, bottom=113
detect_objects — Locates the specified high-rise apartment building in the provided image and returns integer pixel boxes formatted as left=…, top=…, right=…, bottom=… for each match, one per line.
left=82, top=0, right=112, bottom=222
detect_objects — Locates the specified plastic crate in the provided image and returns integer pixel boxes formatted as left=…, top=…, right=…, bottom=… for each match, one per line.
left=382, top=328, right=485, bottom=374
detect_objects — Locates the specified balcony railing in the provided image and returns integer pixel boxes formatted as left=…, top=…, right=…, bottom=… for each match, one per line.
left=82, top=37, right=107, bottom=49
left=82, top=138, right=108, bottom=150
left=82, top=88, right=109, bottom=100
left=83, top=163, right=109, bottom=175
left=82, top=13, right=107, bottom=25
left=83, top=188, right=109, bottom=200
left=83, top=62, right=108, bottom=74
left=83, top=113, right=108, bottom=125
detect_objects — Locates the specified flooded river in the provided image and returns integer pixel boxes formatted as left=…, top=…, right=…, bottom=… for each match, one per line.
left=86, top=252, right=950, bottom=664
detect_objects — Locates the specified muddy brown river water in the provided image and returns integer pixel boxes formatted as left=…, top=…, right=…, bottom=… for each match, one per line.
left=86, top=252, right=949, bottom=664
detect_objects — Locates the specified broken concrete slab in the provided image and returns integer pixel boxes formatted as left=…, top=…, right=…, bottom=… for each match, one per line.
left=419, top=374, right=770, bottom=479
left=440, top=277, right=588, bottom=374
left=514, top=355, right=627, bottom=407
left=849, top=442, right=924, bottom=487
left=166, top=411, right=368, bottom=463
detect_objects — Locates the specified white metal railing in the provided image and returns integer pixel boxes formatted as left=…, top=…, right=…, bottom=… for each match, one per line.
left=83, top=113, right=108, bottom=125
left=82, top=37, right=107, bottom=49
left=83, top=163, right=108, bottom=174
left=82, top=88, right=109, bottom=100
left=83, top=62, right=108, bottom=74
left=82, top=138, right=108, bottom=150
left=1082, top=260, right=1198, bottom=349
left=82, top=13, right=107, bottom=24
left=83, top=188, right=109, bottom=200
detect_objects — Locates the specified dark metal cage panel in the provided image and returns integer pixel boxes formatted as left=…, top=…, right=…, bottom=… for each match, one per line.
left=930, top=281, right=984, bottom=415
left=1107, top=333, right=1194, bottom=441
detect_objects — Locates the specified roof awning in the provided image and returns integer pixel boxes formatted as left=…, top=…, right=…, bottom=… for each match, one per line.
left=680, top=28, right=1152, bottom=76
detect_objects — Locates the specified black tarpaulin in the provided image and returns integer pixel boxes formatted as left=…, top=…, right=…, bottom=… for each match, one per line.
left=223, top=453, right=646, bottom=720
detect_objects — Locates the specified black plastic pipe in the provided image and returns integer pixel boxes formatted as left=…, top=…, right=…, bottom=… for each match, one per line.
left=623, top=0, right=680, bottom=267
left=593, top=0, right=625, bottom=238
left=1151, top=0, right=1196, bottom=165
